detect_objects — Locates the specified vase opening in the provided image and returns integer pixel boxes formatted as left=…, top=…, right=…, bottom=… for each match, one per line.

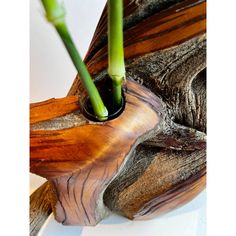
left=80, top=78, right=126, bottom=122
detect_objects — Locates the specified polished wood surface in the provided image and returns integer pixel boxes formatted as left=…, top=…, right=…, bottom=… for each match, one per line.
left=30, top=0, right=206, bottom=228
left=69, top=0, right=206, bottom=95
left=88, top=0, right=206, bottom=73
left=30, top=96, right=79, bottom=125
left=31, top=80, right=164, bottom=225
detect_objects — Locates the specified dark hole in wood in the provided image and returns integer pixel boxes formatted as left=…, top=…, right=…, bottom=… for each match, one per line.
left=191, top=67, right=206, bottom=94
left=81, top=78, right=126, bottom=122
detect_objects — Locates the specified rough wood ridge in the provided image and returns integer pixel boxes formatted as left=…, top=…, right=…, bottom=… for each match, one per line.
left=30, top=0, right=206, bottom=232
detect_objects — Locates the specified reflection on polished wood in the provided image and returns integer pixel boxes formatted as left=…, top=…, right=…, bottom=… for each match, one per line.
left=30, top=0, right=206, bottom=229
left=31, top=80, right=164, bottom=225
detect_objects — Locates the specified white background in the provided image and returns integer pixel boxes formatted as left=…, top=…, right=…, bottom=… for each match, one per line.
left=30, top=0, right=206, bottom=235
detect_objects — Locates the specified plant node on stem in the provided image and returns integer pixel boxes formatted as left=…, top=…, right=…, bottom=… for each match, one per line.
left=108, top=0, right=125, bottom=109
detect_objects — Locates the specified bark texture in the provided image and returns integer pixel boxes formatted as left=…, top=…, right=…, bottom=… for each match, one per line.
left=30, top=0, right=206, bottom=230
left=30, top=182, right=53, bottom=236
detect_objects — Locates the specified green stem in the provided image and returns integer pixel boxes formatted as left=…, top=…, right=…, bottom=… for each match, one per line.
left=112, top=80, right=122, bottom=108
left=41, top=0, right=108, bottom=120
left=108, top=0, right=125, bottom=108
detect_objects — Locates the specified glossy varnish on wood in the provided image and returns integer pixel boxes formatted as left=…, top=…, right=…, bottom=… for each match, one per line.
left=30, top=96, right=79, bottom=124
left=30, top=0, right=206, bottom=230
left=30, top=80, right=164, bottom=225
left=69, top=0, right=206, bottom=95
left=85, top=0, right=205, bottom=64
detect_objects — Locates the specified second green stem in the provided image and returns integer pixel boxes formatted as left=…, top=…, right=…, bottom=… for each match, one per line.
left=108, top=0, right=125, bottom=108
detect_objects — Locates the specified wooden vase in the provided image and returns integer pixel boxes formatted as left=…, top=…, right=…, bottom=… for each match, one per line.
left=31, top=79, right=166, bottom=225
left=30, top=0, right=206, bottom=231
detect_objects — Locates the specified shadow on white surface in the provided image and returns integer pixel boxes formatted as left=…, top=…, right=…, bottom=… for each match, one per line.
left=38, top=190, right=206, bottom=236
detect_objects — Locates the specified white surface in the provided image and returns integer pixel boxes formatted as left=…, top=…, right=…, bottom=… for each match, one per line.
left=30, top=0, right=106, bottom=103
left=30, top=0, right=206, bottom=235
left=38, top=190, right=206, bottom=236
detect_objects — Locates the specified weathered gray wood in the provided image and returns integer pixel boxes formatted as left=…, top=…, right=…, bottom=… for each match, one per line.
left=30, top=182, right=52, bottom=236
left=104, top=147, right=206, bottom=219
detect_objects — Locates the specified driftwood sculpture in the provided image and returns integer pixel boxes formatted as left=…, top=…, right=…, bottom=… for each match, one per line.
left=30, top=0, right=206, bottom=234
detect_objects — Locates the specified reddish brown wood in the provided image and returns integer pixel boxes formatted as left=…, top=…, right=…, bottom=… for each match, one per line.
left=96, top=1, right=202, bottom=69
left=30, top=96, right=79, bottom=125
left=87, top=0, right=206, bottom=74
left=30, top=80, right=164, bottom=225
left=84, top=0, right=148, bottom=58
left=69, top=0, right=206, bottom=95
left=30, top=0, right=206, bottom=228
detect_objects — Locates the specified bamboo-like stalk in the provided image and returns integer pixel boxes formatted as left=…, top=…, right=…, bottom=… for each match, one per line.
left=41, top=0, right=108, bottom=120
left=108, top=0, right=125, bottom=108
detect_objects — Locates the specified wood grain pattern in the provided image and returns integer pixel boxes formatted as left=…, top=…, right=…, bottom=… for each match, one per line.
left=30, top=80, right=164, bottom=225
left=30, top=96, right=79, bottom=125
left=85, top=0, right=188, bottom=62
left=30, top=182, right=52, bottom=236
left=104, top=147, right=206, bottom=219
left=134, top=167, right=206, bottom=220
left=69, top=0, right=206, bottom=95
left=88, top=0, right=205, bottom=72
left=30, top=0, right=206, bottom=228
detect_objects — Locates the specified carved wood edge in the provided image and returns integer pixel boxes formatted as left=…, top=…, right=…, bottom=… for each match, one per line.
left=30, top=80, right=165, bottom=225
